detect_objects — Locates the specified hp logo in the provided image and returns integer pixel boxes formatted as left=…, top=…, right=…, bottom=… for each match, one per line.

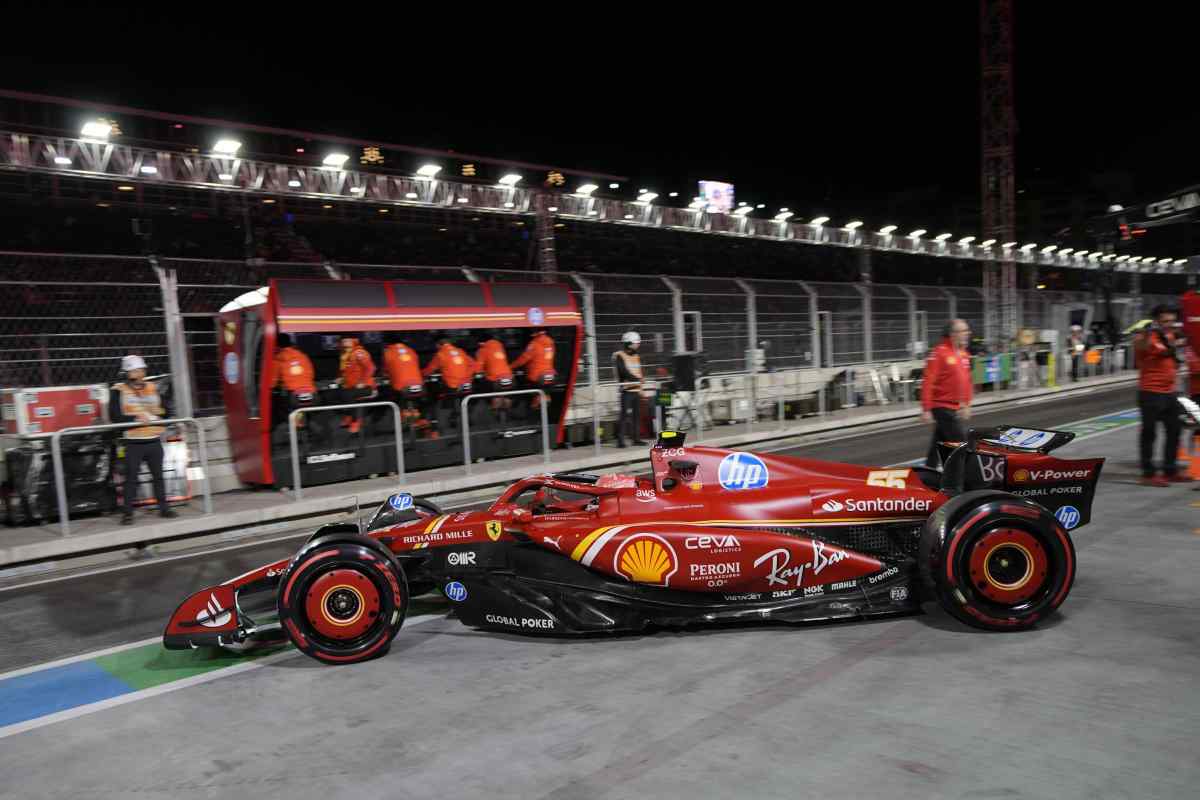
left=444, top=581, right=468, bottom=602
left=388, top=493, right=414, bottom=511
left=718, top=453, right=770, bottom=491
left=1055, top=505, right=1081, bottom=530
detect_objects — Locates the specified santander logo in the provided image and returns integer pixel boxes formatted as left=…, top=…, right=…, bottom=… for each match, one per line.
left=820, top=499, right=845, bottom=513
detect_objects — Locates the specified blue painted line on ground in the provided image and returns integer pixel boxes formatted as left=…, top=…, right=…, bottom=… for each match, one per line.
left=0, top=661, right=132, bottom=727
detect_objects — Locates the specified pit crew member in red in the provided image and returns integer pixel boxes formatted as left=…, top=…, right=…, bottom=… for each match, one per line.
left=382, top=335, right=424, bottom=394
left=1135, top=305, right=1187, bottom=485
left=270, top=333, right=316, bottom=394
left=338, top=336, right=377, bottom=434
left=511, top=328, right=556, bottom=408
left=423, top=336, right=480, bottom=392
left=109, top=354, right=177, bottom=525
left=922, top=319, right=973, bottom=467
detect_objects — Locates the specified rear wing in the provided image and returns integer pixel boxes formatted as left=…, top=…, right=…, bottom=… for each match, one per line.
left=973, top=425, right=1076, bottom=454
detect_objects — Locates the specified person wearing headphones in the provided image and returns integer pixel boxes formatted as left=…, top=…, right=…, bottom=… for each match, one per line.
left=109, top=354, right=177, bottom=525
left=613, top=331, right=646, bottom=448
left=337, top=335, right=377, bottom=434
left=922, top=319, right=973, bottom=467
left=511, top=328, right=557, bottom=409
left=475, top=330, right=516, bottom=424
left=270, top=333, right=317, bottom=428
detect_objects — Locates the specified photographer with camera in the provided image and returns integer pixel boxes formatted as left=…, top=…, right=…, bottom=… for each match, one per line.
left=1135, top=305, right=1189, bottom=486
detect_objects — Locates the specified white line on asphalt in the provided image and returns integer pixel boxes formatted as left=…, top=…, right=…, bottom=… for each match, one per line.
left=0, top=637, right=163, bottom=683
left=0, top=613, right=446, bottom=741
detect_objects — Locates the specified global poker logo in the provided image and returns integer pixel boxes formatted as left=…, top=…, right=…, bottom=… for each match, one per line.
left=718, top=453, right=769, bottom=491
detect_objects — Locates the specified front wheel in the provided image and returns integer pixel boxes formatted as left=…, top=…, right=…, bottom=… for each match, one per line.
left=920, top=490, right=1075, bottom=631
left=277, top=533, right=408, bottom=664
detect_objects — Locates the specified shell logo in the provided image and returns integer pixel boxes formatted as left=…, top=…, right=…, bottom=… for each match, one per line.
left=1012, top=469, right=1030, bottom=483
left=614, top=534, right=678, bottom=587
left=223, top=321, right=237, bottom=345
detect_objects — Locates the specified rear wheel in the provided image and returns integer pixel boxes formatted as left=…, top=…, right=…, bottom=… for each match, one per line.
left=920, top=490, right=1075, bottom=631
left=277, top=534, right=408, bottom=664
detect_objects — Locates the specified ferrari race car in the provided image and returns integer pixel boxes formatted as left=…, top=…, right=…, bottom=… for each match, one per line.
left=164, top=427, right=1102, bottom=664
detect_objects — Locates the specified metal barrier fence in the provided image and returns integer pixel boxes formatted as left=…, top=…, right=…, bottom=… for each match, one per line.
left=287, top=401, right=405, bottom=500
left=51, top=418, right=212, bottom=535
left=0, top=251, right=1176, bottom=437
left=461, top=389, right=550, bottom=476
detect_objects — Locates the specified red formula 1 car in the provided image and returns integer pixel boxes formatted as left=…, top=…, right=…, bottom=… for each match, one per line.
left=164, top=427, right=1102, bottom=664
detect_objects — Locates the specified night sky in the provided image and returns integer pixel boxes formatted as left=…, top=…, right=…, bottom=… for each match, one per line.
left=3, top=4, right=1196, bottom=233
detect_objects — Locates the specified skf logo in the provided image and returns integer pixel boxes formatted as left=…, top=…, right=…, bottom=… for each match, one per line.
left=485, top=521, right=503, bottom=541
left=223, top=321, right=237, bottom=346
left=614, top=534, right=678, bottom=587
left=820, top=499, right=845, bottom=513
left=1012, top=469, right=1030, bottom=483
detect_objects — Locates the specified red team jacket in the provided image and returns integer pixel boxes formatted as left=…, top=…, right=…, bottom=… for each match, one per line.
left=921, top=338, right=973, bottom=412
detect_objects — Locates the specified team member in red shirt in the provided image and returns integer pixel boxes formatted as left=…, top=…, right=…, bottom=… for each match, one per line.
left=511, top=329, right=557, bottom=409
left=338, top=336, right=377, bottom=434
left=1135, top=305, right=1188, bottom=486
left=921, top=319, right=973, bottom=467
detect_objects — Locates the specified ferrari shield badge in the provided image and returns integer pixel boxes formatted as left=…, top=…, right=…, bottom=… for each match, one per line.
left=485, top=520, right=503, bottom=541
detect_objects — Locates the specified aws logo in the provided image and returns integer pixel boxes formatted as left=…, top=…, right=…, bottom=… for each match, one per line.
left=614, top=534, right=678, bottom=587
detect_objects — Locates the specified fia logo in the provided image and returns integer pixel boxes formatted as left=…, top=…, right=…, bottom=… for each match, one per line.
left=718, top=453, right=769, bottom=491
left=1055, top=505, right=1081, bottom=530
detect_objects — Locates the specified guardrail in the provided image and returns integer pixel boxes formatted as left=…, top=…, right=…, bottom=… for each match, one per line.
left=51, top=417, right=212, bottom=536
left=287, top=401, right=404, bottom=500
left=461, top=389, right=550, bottom=476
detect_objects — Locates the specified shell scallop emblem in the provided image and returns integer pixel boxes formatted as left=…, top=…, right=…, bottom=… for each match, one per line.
left=614, top=534, right=678, bottom=587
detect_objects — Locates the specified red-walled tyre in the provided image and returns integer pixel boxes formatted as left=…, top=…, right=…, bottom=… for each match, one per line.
left=277, top=533, right=408, bottom=664
left=919, top=490, right=1075, bottom=631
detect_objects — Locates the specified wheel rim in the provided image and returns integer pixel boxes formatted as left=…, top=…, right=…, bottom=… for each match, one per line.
left=303, top=568, right=383, bottom=642
left=967, top=528, right=1048, bottom=605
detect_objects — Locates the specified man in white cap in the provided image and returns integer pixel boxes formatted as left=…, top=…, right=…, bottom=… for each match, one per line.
left=109, top=354, right=177, bottom=524
left=613, top=331, right=645, bottom=448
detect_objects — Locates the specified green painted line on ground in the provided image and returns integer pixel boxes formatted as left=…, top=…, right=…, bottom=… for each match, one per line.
left=94, top=597, right=450, bottom=688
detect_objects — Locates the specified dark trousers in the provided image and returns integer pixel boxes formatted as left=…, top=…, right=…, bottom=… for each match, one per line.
left=123, top=438, right=168, bottom=513
left=617, top=390, right=641, bottom=445
left=1139, top=390, right=1182, bottom=477
left=926, top=407, right=966, bottom=468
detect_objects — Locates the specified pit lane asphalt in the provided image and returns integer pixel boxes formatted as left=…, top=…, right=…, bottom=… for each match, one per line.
left=4, top=383, right=1200, bottom=800
left=0, top=384, right=1138, bottom=673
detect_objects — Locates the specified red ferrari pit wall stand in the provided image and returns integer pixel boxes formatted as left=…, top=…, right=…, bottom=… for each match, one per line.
left=220, top=278, right=583, bottom=488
